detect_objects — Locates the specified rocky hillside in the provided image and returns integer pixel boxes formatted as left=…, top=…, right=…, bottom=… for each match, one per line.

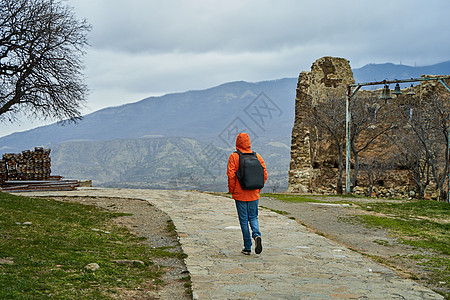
left=51, top=137, right=289, bottom=192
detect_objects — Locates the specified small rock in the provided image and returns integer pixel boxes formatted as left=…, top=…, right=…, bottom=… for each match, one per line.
left=23, top=222, right=32, bottom=226
left=0, top=258, right=14, bottom=265
left=84, top=263, right=100, bottom=271
left=91, top=228, right=110, bottom=234
left=112, top=260, right=145, bottom=267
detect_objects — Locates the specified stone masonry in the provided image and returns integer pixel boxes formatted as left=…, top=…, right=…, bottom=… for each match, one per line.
left=288, top=56, right=354, bottom=193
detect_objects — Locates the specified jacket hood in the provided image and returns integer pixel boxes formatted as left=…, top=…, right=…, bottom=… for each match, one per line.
left=236, top=133, right=252, bottom=153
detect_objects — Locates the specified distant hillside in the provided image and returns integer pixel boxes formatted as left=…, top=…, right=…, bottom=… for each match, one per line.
left=352, top=60, right=450, bottom=83
left=51, top=137, right=289, bottom=192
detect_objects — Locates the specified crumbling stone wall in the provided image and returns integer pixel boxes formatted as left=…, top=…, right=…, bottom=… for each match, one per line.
left=288, top=56, right=354, bottom=193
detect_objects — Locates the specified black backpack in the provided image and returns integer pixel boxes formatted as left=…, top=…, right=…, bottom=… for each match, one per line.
left=235, top=151, right=265, bottom=190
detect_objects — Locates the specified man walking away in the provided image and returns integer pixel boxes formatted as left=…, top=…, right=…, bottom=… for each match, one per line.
left=227, top=133, right=268, bottom=255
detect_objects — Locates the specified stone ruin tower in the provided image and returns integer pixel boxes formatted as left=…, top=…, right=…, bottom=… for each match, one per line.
left=288, top=56, right=354, bottom=193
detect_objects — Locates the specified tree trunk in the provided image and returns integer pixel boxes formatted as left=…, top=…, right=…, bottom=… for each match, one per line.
left=367, top=172, right=374, bottom=197
left=438, top=188, right=447, bottom=202
left=351, top=142, right=359, bottom=187
left=368, top=185, right=374, bottom=197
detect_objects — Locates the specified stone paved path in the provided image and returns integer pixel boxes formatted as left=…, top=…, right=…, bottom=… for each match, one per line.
left=18, top=188, right=443, bottom=299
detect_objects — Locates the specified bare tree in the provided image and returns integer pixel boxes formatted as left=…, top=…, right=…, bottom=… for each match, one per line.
left=308, top=93, right=346, bottom=194
left=389, top=93, right=450, bottom=201
left=419, top=94, right=450, bottom=202
left=0, top=0, right=91, bottom=124
left=270, top=181, right=280, bottom=193
left=349, top=93, right=394, bottom=187
left=359, top=157, right=387, bottom=197
left=388, top=129, right=431, bottom=199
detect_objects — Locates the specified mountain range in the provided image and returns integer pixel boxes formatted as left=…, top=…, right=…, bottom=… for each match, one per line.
left=352, top=60, right=450, bottom=83
left=0, top=78, right=296, bottom=153
left=0, top=60, right=449, bottom=192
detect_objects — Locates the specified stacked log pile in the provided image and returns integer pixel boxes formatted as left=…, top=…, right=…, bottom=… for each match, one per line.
left=1, top=147, right=51, bottom=181
left=0, top=159, right=7, bottom=182
left=0, top=147, right=80, bottom=192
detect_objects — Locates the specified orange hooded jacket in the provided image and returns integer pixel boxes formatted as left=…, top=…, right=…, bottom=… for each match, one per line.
left=227, top=133, right=268, bottom=201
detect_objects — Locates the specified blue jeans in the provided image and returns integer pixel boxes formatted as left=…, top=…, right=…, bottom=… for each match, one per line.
left=235, top=199, right=261, bottom=250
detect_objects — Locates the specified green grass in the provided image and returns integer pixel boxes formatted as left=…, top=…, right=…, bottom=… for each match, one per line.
left=260, top=206, right=290, bottom=215
left=180, top=275, right=192, bottom=295
left=261, top=193, right=325, bottom=203
left=0, top=192, right=182, bottom=299
left=355, top=200, right=449, bottom=255
left=352, top=199, right=449, bottom=297
left=362, top=199, right=449, bottom=219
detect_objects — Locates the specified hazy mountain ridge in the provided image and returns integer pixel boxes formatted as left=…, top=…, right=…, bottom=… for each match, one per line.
left=352, top=60, right=450, bottom=82
left=0, top=78, right=297, bottom=153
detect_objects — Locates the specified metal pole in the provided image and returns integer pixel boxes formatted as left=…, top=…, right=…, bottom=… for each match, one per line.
left=349, top=75, right=450, bottom=89
left=438, top=78, right=450, bottom=92
left=345, top=86, right=351, bottom=194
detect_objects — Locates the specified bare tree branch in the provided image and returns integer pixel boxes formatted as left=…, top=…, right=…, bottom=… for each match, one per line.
left=0, top=0, right=91, bottom=124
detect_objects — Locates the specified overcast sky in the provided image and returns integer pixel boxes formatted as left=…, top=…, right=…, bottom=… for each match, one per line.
left=2, top=0, right=450, bottom=137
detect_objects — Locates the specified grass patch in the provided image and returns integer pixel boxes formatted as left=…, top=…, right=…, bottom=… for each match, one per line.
left=355, top=200, right=449, bottom=255
left=261, top=193, right=325, bottom=204
left=0, top=192, right=181, bottom=299
left=260, top=206, right=289, bottom=215
left=180, top=275, right=192, bottom=295
left=353, top=199, right=449, bottom=296
left=263, top=193, right=355, bottom=205
left=373, top=239, right=390, bottom=246
left=361, top=199, right=449, bottom=219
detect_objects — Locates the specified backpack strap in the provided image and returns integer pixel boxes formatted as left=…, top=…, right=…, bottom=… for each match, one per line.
left=235, top=150, right=243, bottom=174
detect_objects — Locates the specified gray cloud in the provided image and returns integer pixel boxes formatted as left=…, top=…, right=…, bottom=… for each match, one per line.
left=74, top=0, right=450, bottom=55
left=1, top=0, right=449, bottom=137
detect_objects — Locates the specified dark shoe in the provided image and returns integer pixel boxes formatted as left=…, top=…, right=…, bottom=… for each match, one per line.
left=241, top=248, right=251, bottom=255
left=254, top=236, right=262, bottom=254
